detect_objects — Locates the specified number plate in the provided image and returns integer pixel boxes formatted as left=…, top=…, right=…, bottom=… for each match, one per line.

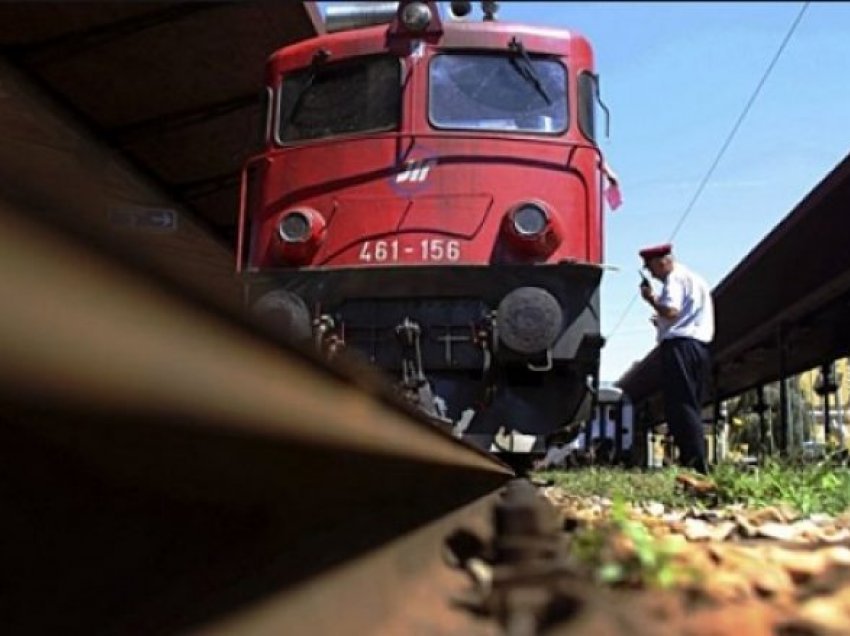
left=357, top=238, right=462, bottom=263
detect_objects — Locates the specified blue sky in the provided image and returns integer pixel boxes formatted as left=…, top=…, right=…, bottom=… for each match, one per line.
left=318, top=2, right=850, bottom=380
left=489, top=1, right=850, bottom=380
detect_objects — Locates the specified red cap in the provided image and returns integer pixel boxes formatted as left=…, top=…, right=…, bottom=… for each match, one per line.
left=639, top=243, right=672, bottom=263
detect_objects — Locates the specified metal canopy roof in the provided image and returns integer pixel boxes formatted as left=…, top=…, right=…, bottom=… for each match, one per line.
left=0, top=1, right=323, bottom=244
left=618, top=151, right=850, bottom=412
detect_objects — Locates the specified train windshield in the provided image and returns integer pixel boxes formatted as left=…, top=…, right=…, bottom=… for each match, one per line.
left=278, top=55, right=400, bottom=143
left=429, top=53, right=567, bottom=133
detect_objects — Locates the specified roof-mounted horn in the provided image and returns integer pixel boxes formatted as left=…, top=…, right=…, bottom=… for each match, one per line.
left=388, top=1, right=443, bottom=37
left=447, top=1, right=472, bottom=20
left=482, top=1, right=499, bottom=21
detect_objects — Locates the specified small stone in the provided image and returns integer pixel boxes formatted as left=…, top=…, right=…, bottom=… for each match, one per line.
left=683, top=518, right=737, bottom=542
left=818, top=528, right=850, bottom=544
left=791, top=588, right=850, bottom=635
left=750, top=564, right=795, bottom=597
left=756, top=522, right=804, bottom=542
left=746, top=506, right=789, bottom=525
left=734, top=514, right=760, bottom=538
left=810, top=512, right=835, bottom=526
left=697, top=509, right=729, bottom=523
left=764, top=546, right=828, bottom=582
left=824, top=546, right=850, bottom=567
left=645, top=501, right=665, bottom=517
left=696, top=570, right=752, bottom=603
left=662, top=510, right=686, bottom=524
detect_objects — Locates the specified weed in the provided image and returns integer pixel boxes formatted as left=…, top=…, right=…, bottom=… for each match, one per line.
left=710, top=455, right=850, bottom=515
left=538, top=457, right=850, bottom=516
left=569, top=497, right=693, bottom=589
left=536, top=466, right=693, bottom=509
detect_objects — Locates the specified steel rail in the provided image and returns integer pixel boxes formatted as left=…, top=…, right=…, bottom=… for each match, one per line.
left=0, top=196, right=512, bottom=634
left=0, top=197, right=510, bottom=471
left=200, top=489, right=504, bottom=636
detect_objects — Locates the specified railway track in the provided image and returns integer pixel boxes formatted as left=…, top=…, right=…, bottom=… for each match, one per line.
left=12, top=192, right=850, bottom=636
left=0, top=195, right=516, bottom=634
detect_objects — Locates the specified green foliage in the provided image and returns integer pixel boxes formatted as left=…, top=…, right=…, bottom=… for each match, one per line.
left=540, top=454, right=850, bottom=590
left=536, top=466, right=692, bottom=509
left=569, top=496, right=690, bottom=589
left=710, top=455, right=850, bottom=516
left=537, top=455, right=850, bottom=516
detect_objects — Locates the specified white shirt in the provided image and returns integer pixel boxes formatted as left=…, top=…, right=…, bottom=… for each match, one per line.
left=655, top=262, right=714, bottom=344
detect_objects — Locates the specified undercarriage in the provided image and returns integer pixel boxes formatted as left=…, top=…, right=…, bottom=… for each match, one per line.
left=246, top=262, right=604, bottom=451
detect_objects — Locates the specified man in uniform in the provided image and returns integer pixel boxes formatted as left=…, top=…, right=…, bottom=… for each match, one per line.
left=639, top=244, right=714, bottom=474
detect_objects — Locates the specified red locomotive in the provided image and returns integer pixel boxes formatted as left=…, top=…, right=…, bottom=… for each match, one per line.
left=237, top=0, right=612, bottom=452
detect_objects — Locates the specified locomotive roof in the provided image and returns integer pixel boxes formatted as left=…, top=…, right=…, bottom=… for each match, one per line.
left=268, top=20, right=593, bottom=71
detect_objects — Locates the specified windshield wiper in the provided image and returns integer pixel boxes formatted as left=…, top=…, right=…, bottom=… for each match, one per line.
left=508, top=36, right=551, bottom=105
left=283, top=72, right=315, bottom=126
left=282, top=49, right=330, bottom=128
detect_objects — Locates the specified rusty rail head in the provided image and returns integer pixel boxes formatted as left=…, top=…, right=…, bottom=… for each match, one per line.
left=0, top=195, right=512, bottom=475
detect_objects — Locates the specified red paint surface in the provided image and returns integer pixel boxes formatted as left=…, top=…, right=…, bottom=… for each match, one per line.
left=238, top=13, right=605, bottom=273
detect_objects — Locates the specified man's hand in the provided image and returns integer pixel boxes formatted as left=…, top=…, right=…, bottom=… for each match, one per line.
left=644, top=293, right=681, bottom=321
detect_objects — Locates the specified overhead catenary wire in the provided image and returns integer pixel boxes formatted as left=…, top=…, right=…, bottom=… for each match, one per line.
left=604, top=1, right=810, bottom=344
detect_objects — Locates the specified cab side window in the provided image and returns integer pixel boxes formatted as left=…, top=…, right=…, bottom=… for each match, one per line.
left=578, top=72, right=596, bottom=142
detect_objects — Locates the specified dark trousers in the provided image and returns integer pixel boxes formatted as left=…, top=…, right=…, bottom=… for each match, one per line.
left=660, top=337, right=711, bottom=474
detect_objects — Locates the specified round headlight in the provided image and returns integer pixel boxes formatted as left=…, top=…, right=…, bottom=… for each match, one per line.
left=278, top=211, right=311, bottom=243
left=511, top=204, right=549, bottom=237
left=401, top=1, right=432, bottom=32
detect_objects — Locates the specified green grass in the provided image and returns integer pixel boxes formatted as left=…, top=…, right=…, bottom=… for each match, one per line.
left=540, top=460, right=850, bottom=589
left=569, top=497, right=691, bottom=589
left=711, top=458, right=850, bottom=516
left=535, top=466, right=693, bottom=509
left=536, top=458, right=850, bottom=516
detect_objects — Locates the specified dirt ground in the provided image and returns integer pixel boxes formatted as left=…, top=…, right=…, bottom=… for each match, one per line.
left=532, top=476, right=850, bottom=635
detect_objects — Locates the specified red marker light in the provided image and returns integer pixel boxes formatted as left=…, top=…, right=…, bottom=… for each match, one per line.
left=502, top=201, right=561, bottom=256
left=275, top=208, right=326, bottom=264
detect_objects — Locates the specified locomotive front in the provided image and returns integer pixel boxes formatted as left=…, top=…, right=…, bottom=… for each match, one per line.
left=237, top=1, right=609, bottom=451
